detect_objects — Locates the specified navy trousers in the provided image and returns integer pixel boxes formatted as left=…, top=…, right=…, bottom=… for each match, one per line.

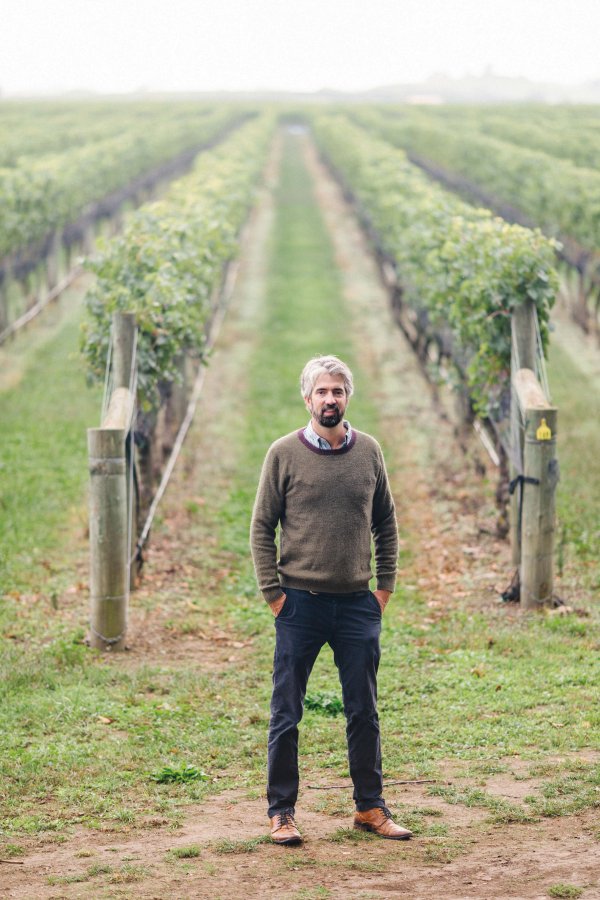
left=267, top=587, right=385, bottom=818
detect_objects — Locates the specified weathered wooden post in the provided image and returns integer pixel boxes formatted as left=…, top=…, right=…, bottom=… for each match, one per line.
left=88, top=427, right=128, bottom=649
left=112, top=311, right=137, bottom=591
left=513, top=369, right=558, bottom=609
left=510, top=301, right=536, bottom=566
left=112, top=311, right=136, bottom=390
left=87, top=313, right=137, bottom=647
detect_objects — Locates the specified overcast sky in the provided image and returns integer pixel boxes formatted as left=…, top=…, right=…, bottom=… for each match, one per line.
left=2, top=0, right=600, bottom=95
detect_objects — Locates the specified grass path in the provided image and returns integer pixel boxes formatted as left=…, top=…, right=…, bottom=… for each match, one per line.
left=546, top=315, right=600, bottom=587
left=0, top=276, right=101, bottom=598
left=1, top=130, right=599, bottom=899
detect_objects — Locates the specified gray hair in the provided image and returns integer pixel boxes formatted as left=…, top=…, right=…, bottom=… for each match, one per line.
left=300, top=355, right=354, bottom=399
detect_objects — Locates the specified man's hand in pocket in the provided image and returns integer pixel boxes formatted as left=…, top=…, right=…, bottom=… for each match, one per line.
left=373, top=589, right=391, bottom=614
left=270, top=593, right=287, bottom=616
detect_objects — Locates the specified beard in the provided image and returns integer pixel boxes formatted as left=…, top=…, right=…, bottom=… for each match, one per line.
left=316, top=406, right=342, bottom=428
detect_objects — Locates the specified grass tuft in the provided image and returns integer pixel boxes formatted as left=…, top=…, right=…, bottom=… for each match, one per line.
left=548, top=885, right=584, bottom=899
left=168, top=844, right=201, bottom=859
left=212, top=835, right=270, bottom=854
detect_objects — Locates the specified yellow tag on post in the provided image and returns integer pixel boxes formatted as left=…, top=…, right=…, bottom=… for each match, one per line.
left=536, top=417, right=552, bottom=441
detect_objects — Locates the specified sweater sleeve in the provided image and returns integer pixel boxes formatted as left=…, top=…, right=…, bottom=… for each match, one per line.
left=371, top=447, right=398, bottom=593
left=250, top=445, right=285, bottom=603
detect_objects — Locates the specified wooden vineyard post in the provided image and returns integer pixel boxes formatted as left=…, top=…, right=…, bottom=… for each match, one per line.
left=113, top=311, right=138, bottom=592
left=88, top=428, right=128, bottom=649
left=112, top=311, right=136, bottom=390
left=87, top=313, right=137, bottom=648
left=510, top=301, right=536, bottom=566
left=513, top=369, right=558, bottom=609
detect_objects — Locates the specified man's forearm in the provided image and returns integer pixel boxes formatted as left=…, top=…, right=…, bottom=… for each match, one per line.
left=250, top=447, right=284, bottom=603
left=250, top=520, right=282, bottom=603
left=373, top=511, right=398, bottom=592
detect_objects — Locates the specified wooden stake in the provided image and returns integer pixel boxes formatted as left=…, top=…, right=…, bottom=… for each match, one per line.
left=112, top=312, right=136, bottom=389
left=110, top=312, right=137, bottom=589
left=521, top=404, right=558, bottom=609
left=88, top=428, right=128, bottom=649
left=514, top=369, right=558, bottom=610
left=510, top=302, right=536, bottom=565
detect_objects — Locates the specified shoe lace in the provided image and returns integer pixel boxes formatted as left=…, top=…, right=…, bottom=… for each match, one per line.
left=380, top=806, right=393, bottom=819
left=277, top=809, right=295, bottom=828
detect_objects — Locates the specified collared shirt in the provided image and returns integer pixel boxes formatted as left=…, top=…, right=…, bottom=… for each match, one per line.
left=303, top=419, right=352, bottom=451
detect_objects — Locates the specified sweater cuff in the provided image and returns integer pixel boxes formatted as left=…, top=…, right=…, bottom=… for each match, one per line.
left=263, top=585, right=285, bottom=604
left=376, top=575, right=396, bottom=593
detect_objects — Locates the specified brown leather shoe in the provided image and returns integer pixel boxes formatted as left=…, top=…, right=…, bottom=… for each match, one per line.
left=270, top=809, right=302, bottom=845
left=354, top=806, right=413, bottom=840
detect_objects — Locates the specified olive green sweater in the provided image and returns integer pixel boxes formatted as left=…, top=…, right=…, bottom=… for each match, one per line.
left=250, top=428, right=398, bottom=603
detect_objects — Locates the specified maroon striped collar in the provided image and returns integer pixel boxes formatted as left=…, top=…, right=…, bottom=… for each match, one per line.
left=297, top=428, right=357, bottom=455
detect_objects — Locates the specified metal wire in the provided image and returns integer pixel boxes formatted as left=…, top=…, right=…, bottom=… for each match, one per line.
left=533, top=306, right=551, bottom=404
left=101, top=327, right=114, bottom=425
left=125, top=330, right=138, bottom=598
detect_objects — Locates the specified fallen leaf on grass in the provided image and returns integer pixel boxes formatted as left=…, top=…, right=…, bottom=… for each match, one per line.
left=97, top=716, right=115, bottom=725
left=439, top=572, right=460, bottom=583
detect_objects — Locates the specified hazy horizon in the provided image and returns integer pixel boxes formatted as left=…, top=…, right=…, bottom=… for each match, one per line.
left=3, top=0, right=600, bottom=97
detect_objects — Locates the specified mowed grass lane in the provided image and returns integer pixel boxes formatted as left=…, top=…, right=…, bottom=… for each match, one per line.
left=547, top=339, right=600, bottom=586
left=0, top=130, right=598, bottom=854
left=0, top=295, right=101, bottom=600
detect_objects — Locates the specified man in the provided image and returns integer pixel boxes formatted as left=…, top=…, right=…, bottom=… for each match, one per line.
left=250, top=354, right=412, bottom=845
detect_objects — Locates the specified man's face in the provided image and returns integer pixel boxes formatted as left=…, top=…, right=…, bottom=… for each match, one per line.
left=306, top=373, right=348, bottom=428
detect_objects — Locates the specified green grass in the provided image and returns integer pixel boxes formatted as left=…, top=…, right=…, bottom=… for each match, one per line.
left=0, top=304, right=101, bottom=597
left=0, top=130, right=598, bottom=852
left=167, top=844, right=201, bottom=859
left=212, top=835, right=270, bottom=854
left=547, top=340, right=600, bottom=579
left=548, top=885, right=584, bottom=899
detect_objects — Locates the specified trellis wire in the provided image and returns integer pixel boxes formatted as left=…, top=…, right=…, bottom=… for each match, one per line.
left=126, top=330, right=138, bottom=594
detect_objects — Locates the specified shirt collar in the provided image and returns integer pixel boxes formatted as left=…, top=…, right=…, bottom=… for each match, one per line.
left=303, top=419, right=352, bottom=451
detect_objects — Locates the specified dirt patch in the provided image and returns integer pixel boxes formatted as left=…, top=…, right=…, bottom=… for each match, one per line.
left=3, top=798, right=599, bottom=899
